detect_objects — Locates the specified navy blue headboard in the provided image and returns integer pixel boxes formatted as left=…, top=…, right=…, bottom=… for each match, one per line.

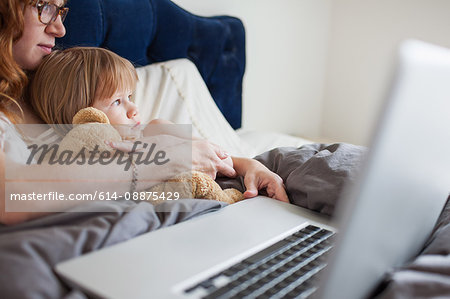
left=57, top=0, right=245, bottom=129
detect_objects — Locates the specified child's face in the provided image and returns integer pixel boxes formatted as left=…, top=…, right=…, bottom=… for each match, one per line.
left=92, top=90, right=140, bottom=126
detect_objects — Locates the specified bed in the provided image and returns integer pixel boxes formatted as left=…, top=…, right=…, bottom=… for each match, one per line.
left=1, top=0, right=449, bottom=298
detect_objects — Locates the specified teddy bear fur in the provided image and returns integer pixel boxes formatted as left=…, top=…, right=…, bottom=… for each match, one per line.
left=58, top=107, right=244, bottom=204
left=58, top=107, right=122, bottom=154
left=149, top=170, right=244, bottom=204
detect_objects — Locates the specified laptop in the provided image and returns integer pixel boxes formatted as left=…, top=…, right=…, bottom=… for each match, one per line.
left=55, top=39, right=450, bottom=299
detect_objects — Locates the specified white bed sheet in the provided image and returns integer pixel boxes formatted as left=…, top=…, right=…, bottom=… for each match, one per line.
left=236, top=129, right=313, bottom=157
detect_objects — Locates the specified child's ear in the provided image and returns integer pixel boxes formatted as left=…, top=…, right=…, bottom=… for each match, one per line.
left=72, top=107, right=110, bottom=124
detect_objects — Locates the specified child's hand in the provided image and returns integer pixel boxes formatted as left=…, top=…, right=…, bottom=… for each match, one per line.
left=113, top=124, right=144, bottom=141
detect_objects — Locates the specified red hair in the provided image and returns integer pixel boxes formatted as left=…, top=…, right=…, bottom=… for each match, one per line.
left=0, top=0, right=28, bottom=123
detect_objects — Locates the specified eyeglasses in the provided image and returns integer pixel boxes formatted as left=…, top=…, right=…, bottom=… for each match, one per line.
left=29, top=0, right=69, bottom=25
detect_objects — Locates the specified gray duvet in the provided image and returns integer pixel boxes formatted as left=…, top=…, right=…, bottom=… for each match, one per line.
left=1, top=143, right=448, bottom=298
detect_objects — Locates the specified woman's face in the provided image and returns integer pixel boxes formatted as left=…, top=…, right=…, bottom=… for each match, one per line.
left=12, top=2, right=66, bottom=70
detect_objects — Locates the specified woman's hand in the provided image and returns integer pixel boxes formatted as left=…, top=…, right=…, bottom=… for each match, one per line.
left=106, top=134, right=185, bottom=152
left=191, top=139, right=236, bottom=179
left=108, top=136, right=236, bottom=179
left=232, top=157, right=289, bottom=203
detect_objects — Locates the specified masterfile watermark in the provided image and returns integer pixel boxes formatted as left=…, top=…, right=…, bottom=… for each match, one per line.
left=27, top=141, right=170, bottom=171
left=3, top=123, right=194, bottom=212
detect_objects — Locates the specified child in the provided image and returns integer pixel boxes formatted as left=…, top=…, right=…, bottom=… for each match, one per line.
left=28, top=46, right=288, bottom=203
left=29, top=47, right=143, bottom=136
left=27, top=47, right=244, bottom=204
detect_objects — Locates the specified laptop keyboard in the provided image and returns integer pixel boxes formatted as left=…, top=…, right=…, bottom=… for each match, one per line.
left=184, top=225, right=335, bottom=299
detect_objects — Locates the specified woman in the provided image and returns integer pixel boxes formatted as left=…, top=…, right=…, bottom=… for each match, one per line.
left=0, top=0, right=288, bottom=225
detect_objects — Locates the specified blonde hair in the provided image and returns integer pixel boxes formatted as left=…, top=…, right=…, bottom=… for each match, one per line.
left=29, top=47, right=138, bottom=124
left=0, top=0, right=27, bottom=123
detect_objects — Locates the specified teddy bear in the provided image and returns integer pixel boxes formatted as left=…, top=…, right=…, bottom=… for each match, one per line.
left=149, top=170, right=244, bottom=204
left=58, top=107, right=123, bottom=154
left=57, top=107, right=244, bottom=204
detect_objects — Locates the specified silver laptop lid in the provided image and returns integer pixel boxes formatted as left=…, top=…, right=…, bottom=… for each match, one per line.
left=319, top=39, right=450, bottom=299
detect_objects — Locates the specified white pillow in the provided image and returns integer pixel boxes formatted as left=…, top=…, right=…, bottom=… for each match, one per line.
left=133, top=59, right=252, bottom=157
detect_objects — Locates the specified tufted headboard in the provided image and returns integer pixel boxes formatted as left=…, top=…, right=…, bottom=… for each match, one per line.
left=57, top=0, right=245, bottom=129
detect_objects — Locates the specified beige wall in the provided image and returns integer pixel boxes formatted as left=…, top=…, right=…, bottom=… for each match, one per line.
left=323, top=0, right=450, bottom=145
left=173, top=0, right=450, bottom=145
left=172, top=0, right=332, bottom=139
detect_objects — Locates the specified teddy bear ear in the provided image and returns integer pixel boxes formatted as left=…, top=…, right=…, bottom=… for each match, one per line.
left=72, top=107, right=110, bottom=124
